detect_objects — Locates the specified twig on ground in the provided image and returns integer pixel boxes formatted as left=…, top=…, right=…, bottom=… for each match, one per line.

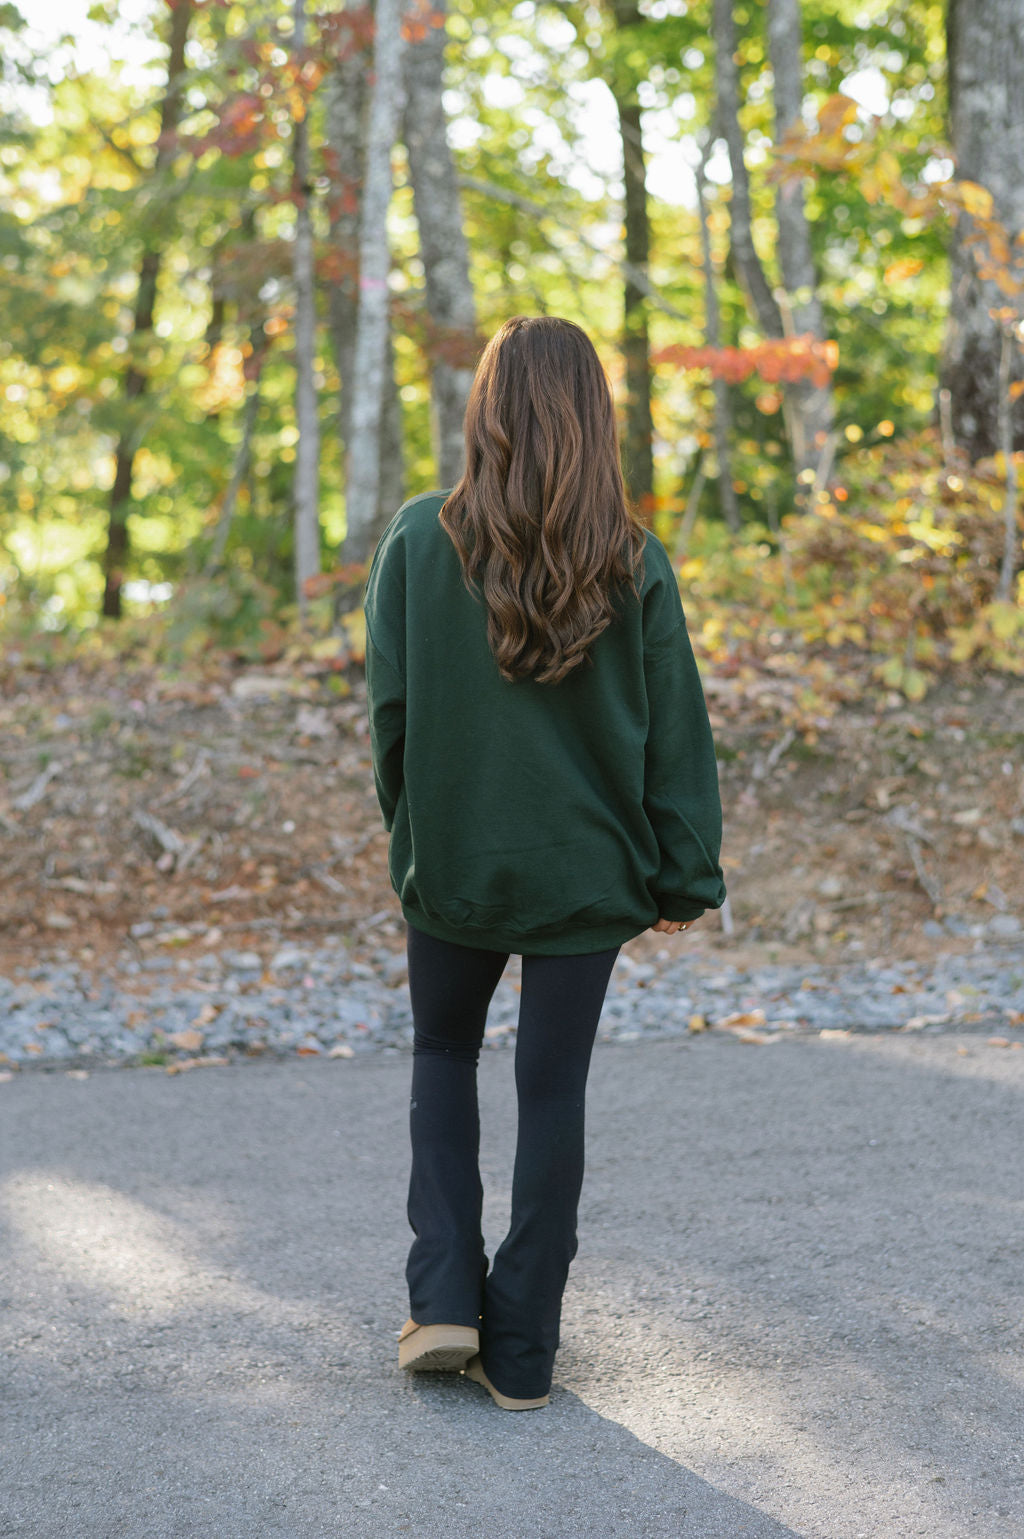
left=825, top=892, right=899, bottom=912
left=175, top=836, right=205, bottom=874
left=47, top=877, right=119, bottom=896
left=749, top=727, right=796, bottom=789
left=885, top=809, right=943, bottom=907
left=13, top=762, right=63, bottom=811
left=132, top=809, right=185, bottom=856
left=327, top=829, right=382, bottom=866
left=152, top=749, right=211, bottom=808
left=309, top=866, right=346, bottom=896
left=884, top=805, right=938, bottom=849
left=903, top=836, right=943, bottom=908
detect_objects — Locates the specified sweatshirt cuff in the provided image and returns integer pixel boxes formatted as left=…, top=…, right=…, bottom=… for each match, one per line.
left=653, top=897, right=708, bottom=923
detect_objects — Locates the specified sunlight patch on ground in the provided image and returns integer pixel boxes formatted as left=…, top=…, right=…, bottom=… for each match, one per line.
left=0, top=1170, right=258, bottom=1319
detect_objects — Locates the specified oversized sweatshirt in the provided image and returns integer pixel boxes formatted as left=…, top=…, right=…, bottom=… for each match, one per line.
left=363, top=491, right=726, bottom=955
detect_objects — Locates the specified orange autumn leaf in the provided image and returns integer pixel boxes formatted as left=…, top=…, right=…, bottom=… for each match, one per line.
left=653, top=335, right=839, bottom=388
left=884, top=258, right=924, bottom=284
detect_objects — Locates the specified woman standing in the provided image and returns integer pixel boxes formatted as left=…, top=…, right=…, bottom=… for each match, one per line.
left=364, top=316, right=725, bottom=1410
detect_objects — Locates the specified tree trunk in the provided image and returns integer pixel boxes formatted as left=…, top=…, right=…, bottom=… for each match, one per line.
left=101, top=0, right=193, bottom=618
left=207, top=359, right=264, bottom=570
left=324, top=38, right=363, bottom=452
left=996, top=325, right=1021, bottom=601
left=292, top=0, right=321, bottom=618
left=326, top=14, right=405, bottom=551
left=608, top=0, right=654, bottom=516
left=344, top=0, right=405, bottom=566
left=403, top=0, right=476, bottom=487
left=944, top=0, right=1024, bottom=459
left=711, top=0, right=783, bottom=341
left=697, top=146, right=741, bottom=534
left=765, top=0, right=833, bottom=460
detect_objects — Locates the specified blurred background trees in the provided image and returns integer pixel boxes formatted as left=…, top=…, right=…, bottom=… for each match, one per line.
left=0, top=0, right=1021, bottom=692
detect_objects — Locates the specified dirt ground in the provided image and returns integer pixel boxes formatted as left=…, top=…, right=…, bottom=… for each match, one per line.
left=1, top=655, right=1021, bottom=981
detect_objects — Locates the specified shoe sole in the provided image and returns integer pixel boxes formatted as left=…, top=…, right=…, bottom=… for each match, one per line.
left=462, top=1355, right=550, bottom=1410
left=398, top=1323, right=479, bottom=1372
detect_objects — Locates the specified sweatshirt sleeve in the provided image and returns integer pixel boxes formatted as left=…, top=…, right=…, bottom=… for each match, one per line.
left=363, top=527, right=407, bottom=834
left=364, top=636, right=405, bottom=832
left=642, top=611, right=727, bottom=922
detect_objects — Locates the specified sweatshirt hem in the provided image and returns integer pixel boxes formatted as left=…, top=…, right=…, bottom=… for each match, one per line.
left=399, top=903, right=650, bottom=957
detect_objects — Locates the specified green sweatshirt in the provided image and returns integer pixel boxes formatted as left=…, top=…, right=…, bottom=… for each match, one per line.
left=363, top=490, right=726, bottom=955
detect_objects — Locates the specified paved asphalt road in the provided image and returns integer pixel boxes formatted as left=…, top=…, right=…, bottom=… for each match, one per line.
left=2, top=1032, right=1022, bottom=1539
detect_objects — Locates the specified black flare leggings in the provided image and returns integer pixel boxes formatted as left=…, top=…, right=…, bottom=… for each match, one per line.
left=405, top=923, right=620, bottom=1400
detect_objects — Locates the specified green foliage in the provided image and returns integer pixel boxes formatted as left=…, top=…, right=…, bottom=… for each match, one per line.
left=679, top=431, right=1023, bottom=723
left=0, top=0, right=1019, bottom=693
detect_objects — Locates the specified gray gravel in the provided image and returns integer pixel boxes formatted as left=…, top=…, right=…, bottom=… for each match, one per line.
left=2, top=936, right=1022, bottom=1069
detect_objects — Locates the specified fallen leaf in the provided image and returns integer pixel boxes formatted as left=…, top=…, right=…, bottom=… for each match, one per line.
left=165, top=1054, right=229, bottom=1075
left=718, top=1009, right=767, bottom=1029
left=168, top=1028, right=204, bottom=1052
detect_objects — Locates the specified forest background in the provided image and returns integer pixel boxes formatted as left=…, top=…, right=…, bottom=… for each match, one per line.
left=0, top=0, right=1022, bottom=980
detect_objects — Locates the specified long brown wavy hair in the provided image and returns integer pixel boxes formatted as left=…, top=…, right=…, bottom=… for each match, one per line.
left=439, top=316, right=646, bottom=685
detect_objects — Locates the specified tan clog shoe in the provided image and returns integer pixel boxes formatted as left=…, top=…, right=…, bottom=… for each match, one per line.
left=462, top=1355, right=550, bottom=1410
left=397, top=1318, right=479, bottom=1371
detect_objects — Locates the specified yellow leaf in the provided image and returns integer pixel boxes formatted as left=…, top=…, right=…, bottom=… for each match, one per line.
left=817, top=93, right=859, bottom=136
left=310, top=636, right=345, bottom=661
left=956, top=180, right=995, bottom=219
left=884, top=258, right=924, bottom=284
left=987, top=602, right=1023, bottom=641
left=876, top=150, right=902, bottom=191
left=994, top=268, right=1024, bottom=297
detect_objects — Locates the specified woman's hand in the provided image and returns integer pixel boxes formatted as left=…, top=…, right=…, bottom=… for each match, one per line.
left=650, top=916, right=700, bottom=935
